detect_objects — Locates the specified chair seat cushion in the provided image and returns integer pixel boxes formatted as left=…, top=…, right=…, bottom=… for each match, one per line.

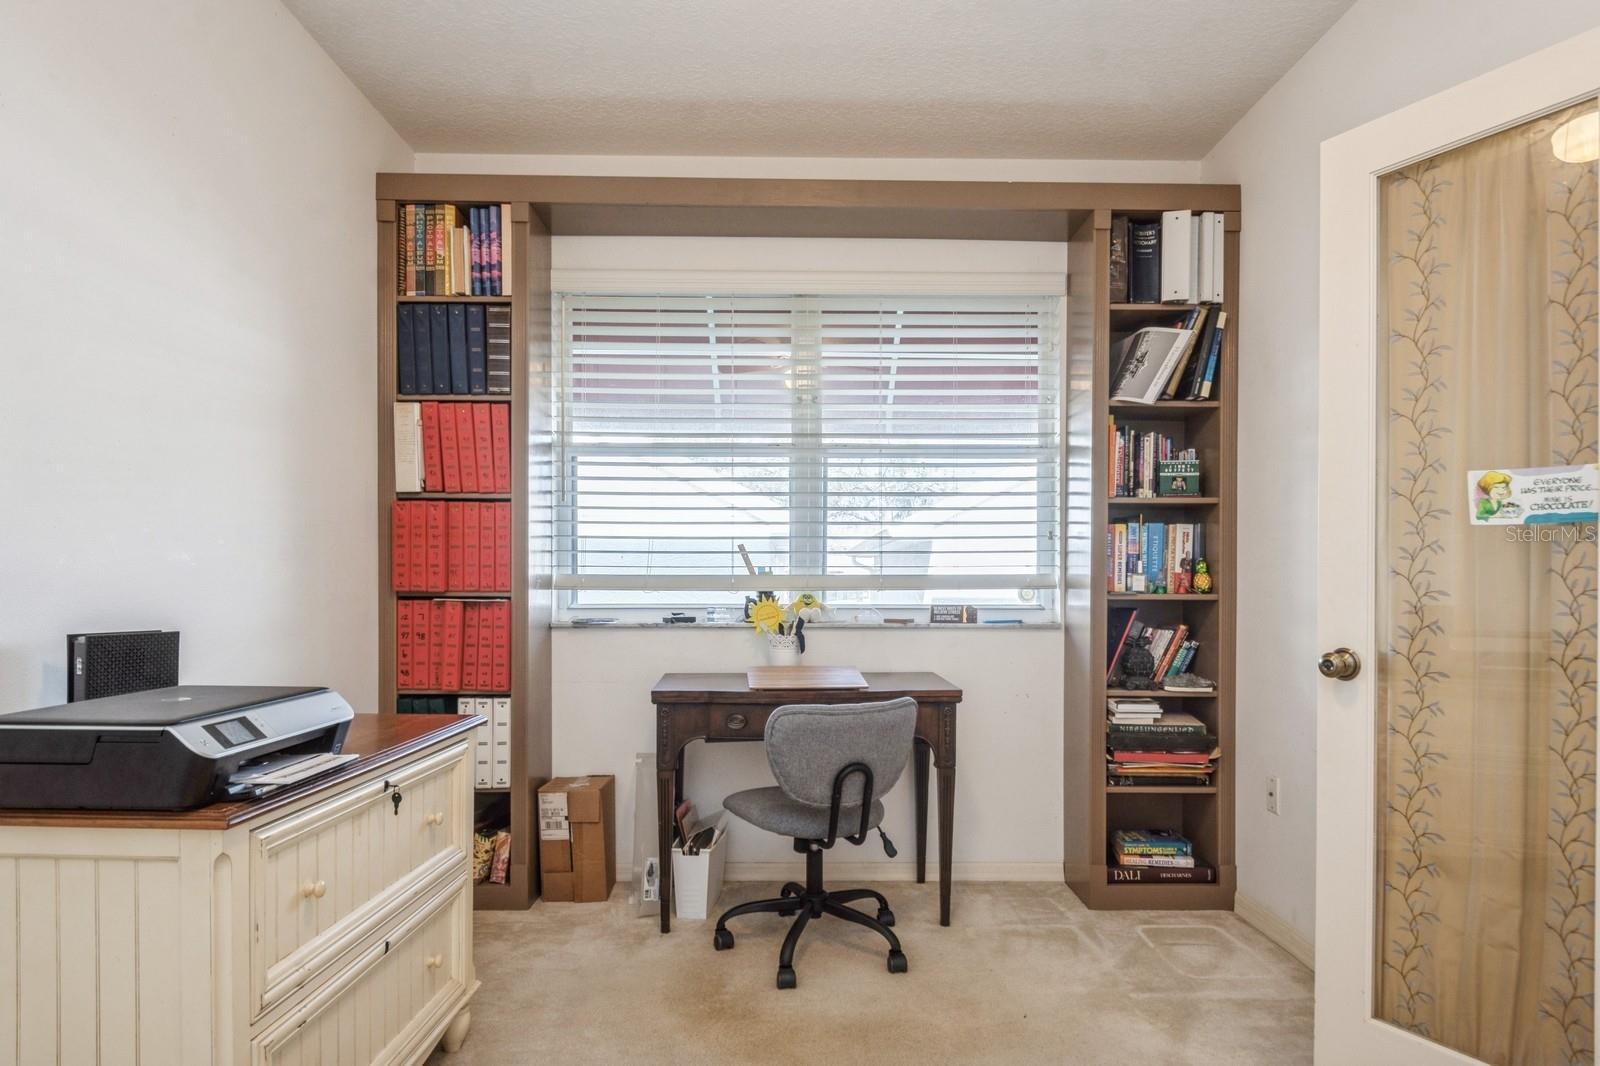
left=724, top=786, right=885, bottom=840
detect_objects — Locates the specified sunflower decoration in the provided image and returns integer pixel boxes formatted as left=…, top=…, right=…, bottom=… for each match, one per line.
left=747, top=591, right=788, bottom=635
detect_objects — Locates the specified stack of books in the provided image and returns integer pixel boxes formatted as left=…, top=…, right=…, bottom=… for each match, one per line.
left=1109, top=421, right=1197, bottom=498
left=390, top=501, right=512, bottom=594
left=1108, top=308, right=1226, bottom=404
left=1109, top=210, right=1226, bottom=305
left=398, top=203, right=511, bottom=296
left=1106, top=522, right=1207, bottom=594
left=1108, top=828, right=1216, bottom=883
left=1106, top=706, right=1218, bottom=787
left=396, top=303, right=513, bottom=396
left=396, top=599, right=512, bottom=692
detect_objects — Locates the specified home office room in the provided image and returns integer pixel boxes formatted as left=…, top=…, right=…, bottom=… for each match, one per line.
left=2, top=2, right=1597, bottom=1064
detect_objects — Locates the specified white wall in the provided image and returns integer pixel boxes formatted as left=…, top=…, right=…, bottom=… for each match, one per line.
left=1201, top=0, right=1600, bottom=948
left=0, top=0, right=412, bottom=713
left=554, top=626, right=1063, bottom=877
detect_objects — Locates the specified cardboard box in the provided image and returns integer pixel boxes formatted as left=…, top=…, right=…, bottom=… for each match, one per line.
left=537, top=775, right=616, bottom=902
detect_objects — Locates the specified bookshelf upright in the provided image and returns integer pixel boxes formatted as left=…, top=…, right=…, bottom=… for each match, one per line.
left=1063, top=207, right=1239, bottom=909
left=376, top=200, right=554, bottom=910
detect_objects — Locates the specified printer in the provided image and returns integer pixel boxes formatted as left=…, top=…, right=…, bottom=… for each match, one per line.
left=0, top=685, right=354, bottom=810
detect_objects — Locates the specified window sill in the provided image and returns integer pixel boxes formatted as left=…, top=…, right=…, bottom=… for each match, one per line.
left=551, top=620, right=1062, bottom=631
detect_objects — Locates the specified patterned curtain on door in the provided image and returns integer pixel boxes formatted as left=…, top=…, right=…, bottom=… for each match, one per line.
left=1379, top=99, right=1597, bottom=1065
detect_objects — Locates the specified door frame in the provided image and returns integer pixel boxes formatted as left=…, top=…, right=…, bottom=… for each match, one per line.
left=1316, top=27, right=1600, bottom=1064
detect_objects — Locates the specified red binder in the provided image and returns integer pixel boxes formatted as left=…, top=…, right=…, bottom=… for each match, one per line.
left=490, top=403, right=511, bottom=493
left=491, top=602, right=511, bottom=691
left=408, top=501, right=427, bottom=592
left=420, top=402, right=443, bottom=492
left=390, top=501, right=409, bottom=591
left=478, top=504, right=496, bottom=591
left=461, top=602, right=481, bottom=692
left=446, top=503, right=466, bottom=591
left=424, top=502, right=447, bottom=593
left=454, top=404, right=478, bottom=493
left=396, top=601, right=414, bottom=689
left=439, top=402, right=463, bottom=493
left=472, top=405, right=495, bottom=497
left=494, top=502, right=511, bottom=592
left=440, top=600, right=465, bottom=691
left=461, top=502, right=481, bottom=591
left=428, top=600, right=448, bottom=690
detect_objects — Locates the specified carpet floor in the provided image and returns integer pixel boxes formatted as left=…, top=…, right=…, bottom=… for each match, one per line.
left=429, top=880, right=1312, bottom=1065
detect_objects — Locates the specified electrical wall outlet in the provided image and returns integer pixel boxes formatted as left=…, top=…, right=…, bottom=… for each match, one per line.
left=1266, top=775, right=1281, bottom=816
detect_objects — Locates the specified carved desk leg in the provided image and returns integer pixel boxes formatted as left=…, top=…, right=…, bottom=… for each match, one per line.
left=656, top=704, right=679, bottom=934
left=913, top=740, right=930, bottom=884
left=936, top=703, right=957, bottom=926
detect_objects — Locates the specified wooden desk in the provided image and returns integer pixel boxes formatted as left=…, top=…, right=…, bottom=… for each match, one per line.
left=651, top=671, right=962, bottom=934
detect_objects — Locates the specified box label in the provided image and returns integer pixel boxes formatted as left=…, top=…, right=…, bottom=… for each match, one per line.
left=539, top=790, right=570, bottom=841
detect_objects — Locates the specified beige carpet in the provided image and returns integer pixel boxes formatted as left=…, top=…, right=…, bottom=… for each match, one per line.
left=429, top=880, right=1312, bottom=1065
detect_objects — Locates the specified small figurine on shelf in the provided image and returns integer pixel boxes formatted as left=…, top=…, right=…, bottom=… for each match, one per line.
left=1118, top=632, right=1158, bottom=690
left=1192, top=558, right=1213, bottom=594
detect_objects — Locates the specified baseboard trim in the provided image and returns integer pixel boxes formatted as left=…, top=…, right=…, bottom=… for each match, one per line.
left=1234, top=891, right=1314, bottom=970
left=722, top=861, right=1064, bottom=883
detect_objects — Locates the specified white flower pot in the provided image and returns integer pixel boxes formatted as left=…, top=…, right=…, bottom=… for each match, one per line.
left=764, top=632, right=801, bottom=666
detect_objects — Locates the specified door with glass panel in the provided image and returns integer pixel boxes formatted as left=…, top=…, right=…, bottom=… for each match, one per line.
left=1317, top=31, right=1598, bottom=1066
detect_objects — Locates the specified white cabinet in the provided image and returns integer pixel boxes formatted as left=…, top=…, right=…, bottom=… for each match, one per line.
left=0, top=719, right=478, bottom=1066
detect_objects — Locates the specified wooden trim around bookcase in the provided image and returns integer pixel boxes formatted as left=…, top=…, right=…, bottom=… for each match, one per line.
left=376, top=198, right=555, bottom=911
left=1063, top=207, right=1239, bottom=912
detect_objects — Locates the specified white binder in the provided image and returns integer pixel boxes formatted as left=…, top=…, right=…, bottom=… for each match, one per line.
left=1160, top=210, right=1200, bottom=304
left=491, top=697, right=511, bottom=788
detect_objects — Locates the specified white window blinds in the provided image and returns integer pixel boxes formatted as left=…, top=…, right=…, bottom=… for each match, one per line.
left=554, top=294, right=1059, bottom=598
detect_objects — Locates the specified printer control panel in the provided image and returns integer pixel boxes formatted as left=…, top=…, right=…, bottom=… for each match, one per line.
left=203, top=716, right=265, bottom=749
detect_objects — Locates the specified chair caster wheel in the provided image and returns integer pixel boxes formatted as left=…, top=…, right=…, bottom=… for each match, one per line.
left=887, top=950, right=908, bottom=974
left=776, top=966, right=798, bottom=990
left=780, top=882, right=802, bottom=898
left=877, top=907, right=895, bottom=927
left=713, top=928, right=734, bottom=951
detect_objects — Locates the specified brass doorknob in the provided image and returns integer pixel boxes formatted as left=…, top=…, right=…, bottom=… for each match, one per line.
left=1318, top=648, right=1361, bottom=680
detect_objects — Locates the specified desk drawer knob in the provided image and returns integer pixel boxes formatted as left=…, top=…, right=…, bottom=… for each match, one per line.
left=301, top=880, right=327, bottom=900
left=424, top=811, right=445, bottom=827
left=426, top=954, right=443, bottom=970
left=726, top=714, right=748, bottom=731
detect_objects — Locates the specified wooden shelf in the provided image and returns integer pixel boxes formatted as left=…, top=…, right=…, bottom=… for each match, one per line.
left=1105, top=785, right=1218, bottom=795
left=1108, top=496, right=1218, bottom=506
left=395, top=394, right=511, bottom=403
left=1109, top=302, right=1199, bottom=312
left=1106, top=688, right=1218, bottom=699
left=398, top=295, right=512, bottom=304
left=395, top=591, right=512, bottom=599
left=397, top=492, right=512, bottom=502
left=399, top=689, right=512, bottom=697
left=1106, top=593, right=1218, bottom=602
left=1109, top=399, right=1220, bottom=412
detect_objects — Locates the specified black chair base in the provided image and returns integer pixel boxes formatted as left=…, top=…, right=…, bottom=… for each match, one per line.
left=712, top=839, right=906, bottom=989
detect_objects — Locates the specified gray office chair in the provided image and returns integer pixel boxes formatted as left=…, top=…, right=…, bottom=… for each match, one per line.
left=712, top=697, right=917, bottom=989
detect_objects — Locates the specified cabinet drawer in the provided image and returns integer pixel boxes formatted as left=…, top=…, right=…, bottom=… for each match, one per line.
left=708, top=705, right=769, bottom=739
left=252, top=878, right=469, bottom=1066
left=251, top=739, right=470, bottom=1017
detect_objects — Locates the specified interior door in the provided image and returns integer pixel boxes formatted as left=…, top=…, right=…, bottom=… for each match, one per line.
left=1316, top=30, right=1599, bottom=1066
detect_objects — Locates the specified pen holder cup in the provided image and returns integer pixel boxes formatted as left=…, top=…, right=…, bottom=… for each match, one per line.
left=764, top=632, right=802, bottom=667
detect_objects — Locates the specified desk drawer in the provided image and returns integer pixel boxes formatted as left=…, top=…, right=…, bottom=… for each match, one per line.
left=707, top=705, right=770, bottom=740
left=251, top=878, right=469, bottom=1066
left=250, top=739, right=471, bottom=1018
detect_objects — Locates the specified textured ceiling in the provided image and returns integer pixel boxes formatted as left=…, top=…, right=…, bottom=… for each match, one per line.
left=283, top=0, right=1355, bottom=159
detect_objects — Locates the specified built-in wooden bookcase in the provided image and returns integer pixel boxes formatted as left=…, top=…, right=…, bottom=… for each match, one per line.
left=376, top=199, right=554, bottom=910
left=1064, top=208, right=1239, bottom=910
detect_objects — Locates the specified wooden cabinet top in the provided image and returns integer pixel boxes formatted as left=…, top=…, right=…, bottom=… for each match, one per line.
left=0, top=713, right=480, bottom=831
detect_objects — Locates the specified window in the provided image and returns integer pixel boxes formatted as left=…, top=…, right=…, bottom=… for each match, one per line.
left=553, top=293, right=1060, bottom=615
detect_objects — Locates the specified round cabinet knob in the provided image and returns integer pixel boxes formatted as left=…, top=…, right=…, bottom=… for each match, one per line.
left=301, top=880, right=327, bottom=900
left=1317, top=647, right=1361, bottom=681
left=426, top=954, right=443, bottom=970
left=726, top=714, right=747, bottom=731
left=424, top=811, right=445, bottom=827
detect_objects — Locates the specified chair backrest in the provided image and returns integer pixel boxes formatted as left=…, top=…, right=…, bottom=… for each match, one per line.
left=764, top=698, right=918, bottom=808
